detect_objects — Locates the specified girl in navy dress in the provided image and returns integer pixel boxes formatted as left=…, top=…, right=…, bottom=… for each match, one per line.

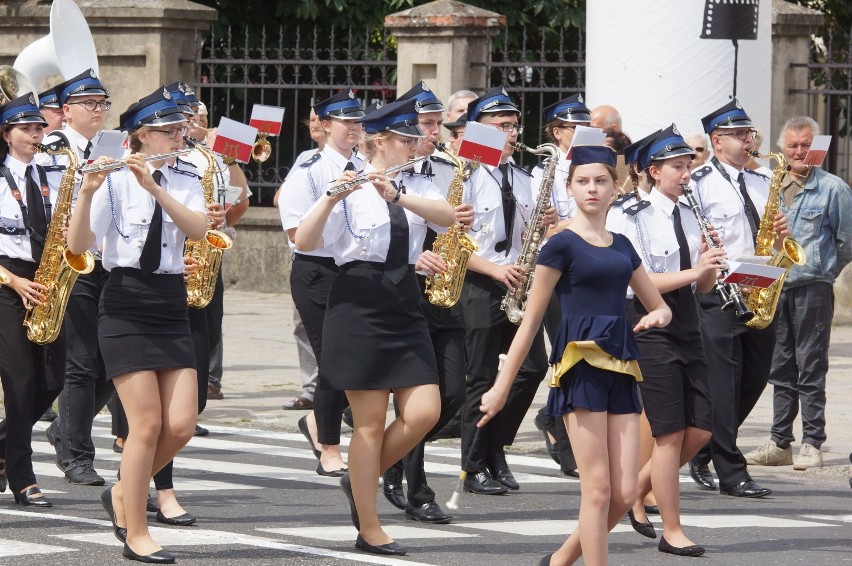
left=479, top=145, right=671, bottom=566
left=297, top=98, right=454, bottom=556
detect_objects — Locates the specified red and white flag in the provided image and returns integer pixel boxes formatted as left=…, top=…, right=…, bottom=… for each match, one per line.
left=457, top=121, right=507, bottom=167
left=803, top=135, right=831, bottom=167
left=722, top=259, right=785, bottom=289
left=249, top=104, right=286, bottom=137
left=566, top=125, right=606, bottom=160
left=212, top=117, right=258, bottom=164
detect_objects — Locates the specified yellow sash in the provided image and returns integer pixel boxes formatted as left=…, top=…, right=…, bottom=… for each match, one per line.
left=549, top=340, right=643, bottom=387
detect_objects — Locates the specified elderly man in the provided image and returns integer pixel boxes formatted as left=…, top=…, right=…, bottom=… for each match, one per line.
left=685, top=133, right=710, bottom=167
left=590, top=104, right=622, bottom=134
left=745, top=116, right=852, bottom=470
left=445, top=89, right=477, bottom=123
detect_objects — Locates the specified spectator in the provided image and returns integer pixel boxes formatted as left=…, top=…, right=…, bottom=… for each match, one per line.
left=684, top=133, right=710, bottom=167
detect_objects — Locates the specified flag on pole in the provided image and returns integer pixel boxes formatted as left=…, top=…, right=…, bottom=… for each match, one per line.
left=457, top=121, right=507, bottom=167
left=802, top=135, right=831, bottom=167
left=211, top=117, right=258, bottom=164
left=249, top=105, right=286, bottom=137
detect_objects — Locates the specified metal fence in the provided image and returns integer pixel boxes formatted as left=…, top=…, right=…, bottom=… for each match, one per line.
left=790, top=28, right=852, bottom=183
left=189, top=24, right=585, bottom=205
left=188, top=25, right=397, bottom=205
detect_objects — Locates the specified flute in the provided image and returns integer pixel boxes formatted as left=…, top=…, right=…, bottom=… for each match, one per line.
left=78, top=149, right=193, bottom=175
left=325, top=156, right=428, bottom=197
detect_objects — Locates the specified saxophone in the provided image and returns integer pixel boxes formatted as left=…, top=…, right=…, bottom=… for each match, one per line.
left=425, top=143, right=478, bottom=307
left=743, top=150, right=806, bottom=329
left=25, top=134, right=95, bottom=344
left=500, top=142, right=559, bottom=324
left=183, top=138, right=233, bottom=309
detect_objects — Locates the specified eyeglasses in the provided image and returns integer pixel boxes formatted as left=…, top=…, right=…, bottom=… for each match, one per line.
left=718, top=130, right=757, bottom=142
left=693, top=146, right=706, bottom=152
left=492, top=122, right=524, bottom=135
left=395, top=136, right=422, bottom=149
left=150, top=126, right=190, bottom=140
left=67, top=100, right=111, bottom=112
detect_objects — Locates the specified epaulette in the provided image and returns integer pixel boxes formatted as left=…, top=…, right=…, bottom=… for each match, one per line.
left=168, top=164, right=201, bottom=179
left=744, top=168, right=769, bottom=180
left=624, top=199, right=651, bottom=216
left=430, top=155, right=453, bottom=167
left=300, top=153, right=322, bottom=168
left=612, top=192, right=637, bottom=207
left=509, top=162, right=532, bottom=177
left=41, top=165, right=66, bottom=173
left=691, top=165, right=712, bottom=182
left=175, top=158, right=199, bottom=172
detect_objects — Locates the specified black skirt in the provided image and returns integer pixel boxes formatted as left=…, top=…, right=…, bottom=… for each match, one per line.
left=321, top=261, right=438, bottom=391
left=98, top=267, right=196, bottom=380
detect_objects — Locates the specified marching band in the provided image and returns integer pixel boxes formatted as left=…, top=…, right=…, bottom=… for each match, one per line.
left=0, top=13, right=849, bottom=566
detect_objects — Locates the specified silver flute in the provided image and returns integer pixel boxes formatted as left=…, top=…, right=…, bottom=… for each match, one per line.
left=78, top=149, right=194, bottom=175
left=680, top=184, right=754, bottom=323
left=325, top=156, right=428, bottom=197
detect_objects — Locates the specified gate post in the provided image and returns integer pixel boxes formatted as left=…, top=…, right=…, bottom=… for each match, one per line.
left=385, top=0, right=505, bottom=105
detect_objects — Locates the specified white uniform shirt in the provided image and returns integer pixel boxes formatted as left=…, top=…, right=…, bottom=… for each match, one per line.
left=280, top=146, right=363, bottom=257
left=531, top=146, right=575, bottom=220
left=689, top=159, right=769, bottom=260
left=0, top=155, right=60, bottom=262
left=467, top=162, right=534, bottom=266
left=308, top=163, right=444, bottom=266
left=90, top=164, right=205, bottom=274
left=285, top=148, right=321, bottom=182
left=607, top=188, right=701, bottom=275
left=394, top=172, right=446, bottom=259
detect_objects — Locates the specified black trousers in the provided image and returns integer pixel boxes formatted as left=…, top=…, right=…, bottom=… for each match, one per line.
left=290, top=254, right=347, bottom=445
left=770, top=283, right=833, bottom=449
left=55, top=263, right=115, bottom=470
left=399, top=284, right=467, bottom=505
left=694, top=290, right=776, bottom=489
left=0, top=257, right=66, bottom=492
left=460, top=273, right=548, bottom=472
left=206, top=269, right=225, bottom=388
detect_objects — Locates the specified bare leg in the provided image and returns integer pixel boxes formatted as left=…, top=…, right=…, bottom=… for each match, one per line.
left=304, top=411, right=347, bottom=471
left=631, top=410, right=655, bottom=522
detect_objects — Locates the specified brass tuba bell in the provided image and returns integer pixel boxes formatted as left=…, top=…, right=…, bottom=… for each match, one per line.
left=251, top=132, right=272, bottom=162
left=0, top=66, right=38, bottom=105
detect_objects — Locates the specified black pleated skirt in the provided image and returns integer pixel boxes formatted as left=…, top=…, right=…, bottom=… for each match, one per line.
left=98, top=267, right=196, bottom=379
left=321, top=261, right=438, bottom=391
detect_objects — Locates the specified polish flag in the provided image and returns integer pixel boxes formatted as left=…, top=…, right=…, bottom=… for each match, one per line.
left=249, top=104, right=286, bottom=137
left=802, top=134, right=831, bottom=167
left=722, top=260, right=785, bottom=289
left=212, top=117, right=258, bottom=164
left=457, top=121, right=507, bottom=167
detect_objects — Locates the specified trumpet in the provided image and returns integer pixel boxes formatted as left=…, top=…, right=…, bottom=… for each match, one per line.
left=77, top=149, right=194, bottom=175
left=680, top=184, right=754, bottom=323
left=325, top=156, right=428, bottom=197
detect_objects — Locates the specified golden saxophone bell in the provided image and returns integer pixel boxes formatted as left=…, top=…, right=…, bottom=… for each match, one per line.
left=251, top=133, right=272, bottom=163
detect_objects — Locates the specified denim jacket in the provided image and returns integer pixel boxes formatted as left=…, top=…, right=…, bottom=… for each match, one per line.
left=780, top=167, right=852, bottom=288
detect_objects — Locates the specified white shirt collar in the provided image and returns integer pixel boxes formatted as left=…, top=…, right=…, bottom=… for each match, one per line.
left=718, top=158, right=744, bottom=180
left=321, top=145, right=356, bottom=171
left=648, top=187, right=677, bottom=218
left=62, top=125, right=94, bottom=155
left=3, top=154, right=34, bottom=180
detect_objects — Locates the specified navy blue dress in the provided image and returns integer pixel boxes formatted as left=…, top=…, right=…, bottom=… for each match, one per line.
left=538, top=229, right=644, bottom=416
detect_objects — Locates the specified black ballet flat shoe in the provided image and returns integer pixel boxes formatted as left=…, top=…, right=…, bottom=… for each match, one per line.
left=539, top=553, right=553, bottom=566
left=627, top=509, right=657, bottom=539
left=340, top=473, right=360, bottom=530
left=156, top=510, right=197, bottom=526
left=644, top=504, right=660, bottom=515
left=297, top=415, right=322, bottom=459
left=113, top=439, right=124, bottom=454
left=14, top=486, right=52, bottom=508
left=147, top=495, right=160, bottom=513
left=100, top=486, right=127, bottom=543
left=354, top=534, right=406, bottom=556
left=658, top=535, right=705, bottom=557
left=316, top=461, right=347, bottom=478
left=122, top=544, right=175, bottom=564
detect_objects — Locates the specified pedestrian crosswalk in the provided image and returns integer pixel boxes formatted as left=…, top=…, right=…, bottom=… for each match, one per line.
left=0, top=421, right=848, bottom=565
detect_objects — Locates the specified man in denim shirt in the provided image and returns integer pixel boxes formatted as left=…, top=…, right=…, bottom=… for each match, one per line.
left=745, top=116, right=852, bottom=470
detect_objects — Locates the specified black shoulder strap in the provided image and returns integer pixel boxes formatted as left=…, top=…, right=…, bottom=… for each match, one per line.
left=36, top=165, right=52, bottom=226
left=0, top=165, right=40, bottom=241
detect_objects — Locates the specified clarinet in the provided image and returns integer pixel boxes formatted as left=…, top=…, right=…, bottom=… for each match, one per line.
left=680, top=184, right=754, bottom=323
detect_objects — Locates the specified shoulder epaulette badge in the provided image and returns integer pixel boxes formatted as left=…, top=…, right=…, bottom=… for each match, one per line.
left=612, top=192, right=636, bottom=207
left=624, top=199, right=651, bottom=216
left=744, top=168, right=769, bottom=180
left=300, top=153, right=322, bottom=168
left=691, top=165, right=712, bottom=183
left=41, top=165, right=66, bottom=173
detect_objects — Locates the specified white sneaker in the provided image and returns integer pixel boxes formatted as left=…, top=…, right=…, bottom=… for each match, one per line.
left=744, top=442, right=793, bottom=466
left=793, top=443, right=823, bottom=470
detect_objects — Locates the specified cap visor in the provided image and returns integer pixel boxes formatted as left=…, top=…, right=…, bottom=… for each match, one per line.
left=389, top=124, right=424, bottom=137
left=144, top=112, right=188, bottom=128
left=416, top=102, right=445, bottom=113
left=479, top=103, right=520, bottom=115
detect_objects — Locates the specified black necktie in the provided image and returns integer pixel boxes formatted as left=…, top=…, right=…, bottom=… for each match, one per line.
left=25, top=165, right=47, bottom=262
left=737, top=172, right=760, bottom=244
left=420, top=160, right=432, bottom=177
left=495, top=163, right=515, bottom=253
left=83, top=141, right=93, bottom=160
left=385, top=181, right=409, bottom=285
left=139, top=170, right=164, bottom=276
left=344, top=161, right=356, bottom=172
left=672, top=205, right=691, bottom=272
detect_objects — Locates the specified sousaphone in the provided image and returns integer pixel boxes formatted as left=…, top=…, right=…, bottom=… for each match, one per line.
left=13, top=0, right=99, bottom=92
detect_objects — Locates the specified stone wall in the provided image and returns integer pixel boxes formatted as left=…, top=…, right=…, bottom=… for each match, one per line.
left=222, top=208, right=292, bottom=294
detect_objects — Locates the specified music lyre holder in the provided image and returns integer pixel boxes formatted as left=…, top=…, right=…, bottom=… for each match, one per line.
left=700, top=0, right=760, bottom=99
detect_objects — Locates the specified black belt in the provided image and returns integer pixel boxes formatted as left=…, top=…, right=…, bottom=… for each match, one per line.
left=110, top=266, right=182, bottom=281
left=0, top=255, right=38, bottom=269
left=294, top=253, right=338, bottom=270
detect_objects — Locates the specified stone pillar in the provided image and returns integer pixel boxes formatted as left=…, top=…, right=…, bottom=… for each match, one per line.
left=770, top=0, right=823, bottom=147
left=0, top=0, right=216, bottom=130
left=385, top=0, right=505, bottom=106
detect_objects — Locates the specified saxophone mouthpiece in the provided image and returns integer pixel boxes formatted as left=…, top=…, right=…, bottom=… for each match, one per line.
left=746, top=149, right=760, bottom=158
left=434, top=141, right=448, bottom=152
